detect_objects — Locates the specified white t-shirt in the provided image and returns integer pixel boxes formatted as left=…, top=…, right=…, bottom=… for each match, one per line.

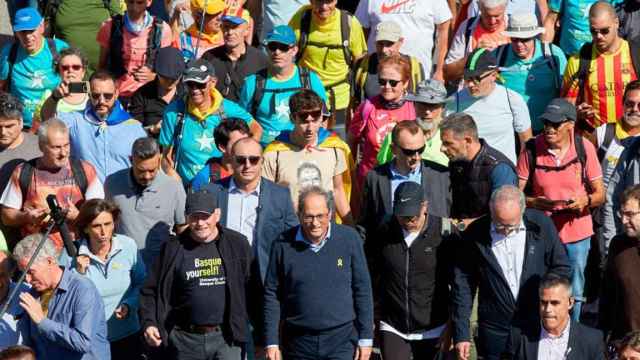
left=446, top=84, right=531, bottom=164
left=355, top=0, right=452, bottom=76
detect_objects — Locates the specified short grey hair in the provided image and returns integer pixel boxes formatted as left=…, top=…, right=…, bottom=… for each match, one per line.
left=12, top=233, right=59, bottom=265
left=297, top=186, right=334, bottom=215
left=538, top=273, right=573, bottom=297
left=37, top=118, right=69, bottom=147
left=490, top=185, right=525, bottom=216
left=440, top=112, right=479, bottom=140
left=0, top=92, right=23, bottom=122
left=131, top=137, right=160, bottom=159
left=480, top=0, right=507, bottom=9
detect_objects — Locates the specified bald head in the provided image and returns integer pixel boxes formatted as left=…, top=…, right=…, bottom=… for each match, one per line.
left=589, top=1, right=616, bottom=21
left=232, top=137, right=262, bottom=155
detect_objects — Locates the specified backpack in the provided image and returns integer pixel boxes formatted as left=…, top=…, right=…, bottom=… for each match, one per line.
left=571, top=40, right=640, bottom=104
left=523, top=135, right=594, bottom=195
left=596, top=122, right=616, bottom=163
left=18, top=158, right=88, bottom=198
left=108, top=14, right=164, bottom=78
left=5, top=39, right=59, bottom=93
left=251, top=66, right=311, bottom=116
left=297, top=8, right=353, bottom=68
left=495, top=40, right=560, bottom=90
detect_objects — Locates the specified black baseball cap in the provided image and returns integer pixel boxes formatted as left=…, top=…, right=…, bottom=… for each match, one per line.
left=464, top=48, right=498, bottom=79
left=183, top=59, right=216, bottom=83
left=154, top=47, right=186, bottom=81
left=185, top=190, right=218, bottom=216
left=393, top=181, right=424, bottom=217
left=539, top=98, right=577, bottom=123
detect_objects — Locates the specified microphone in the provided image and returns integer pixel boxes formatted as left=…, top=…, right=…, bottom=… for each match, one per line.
left=46, top=194, right=78, bottom=258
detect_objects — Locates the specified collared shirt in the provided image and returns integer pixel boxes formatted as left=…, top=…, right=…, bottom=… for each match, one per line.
left=537, top=321, right=571, bottom=360
left=27, top=268, right=110, bottom=360
left=490, top=222, right=527, bottom=299
left=389, top=162, right=421, bottom=203
left=226, top=178, right=260, bottom=246
left=295, top=225, right=331, bottom=253
left=0, top=283, right=29, bottom=349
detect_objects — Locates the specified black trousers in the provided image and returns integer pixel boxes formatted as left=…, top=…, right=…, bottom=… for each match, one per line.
left=379, top=331, right=440, bottom=360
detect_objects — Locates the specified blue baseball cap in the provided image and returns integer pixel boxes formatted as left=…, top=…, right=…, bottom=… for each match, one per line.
left=13, top=8, right=43, bottom=32
left=221, top=15, right=247, bottom=25
left=264, top=25, right=296, bottom=46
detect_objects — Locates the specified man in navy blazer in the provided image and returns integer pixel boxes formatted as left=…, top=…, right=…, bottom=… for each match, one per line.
left=506, top=274, right=605, bottom=360
left=452, top=186, right=571, bottom=360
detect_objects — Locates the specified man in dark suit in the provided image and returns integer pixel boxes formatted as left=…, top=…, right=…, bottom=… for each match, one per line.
left=358, top=120, right=450, bottom=239
left=507, top=274, right=605, bottom=360
left=452, top=185, right=571, bottom=360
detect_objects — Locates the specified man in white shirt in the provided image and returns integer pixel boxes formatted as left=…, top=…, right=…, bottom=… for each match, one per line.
left=355, top=0, right=451, bottom=79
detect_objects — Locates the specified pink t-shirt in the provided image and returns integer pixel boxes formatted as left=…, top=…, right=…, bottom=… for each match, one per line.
left=349, top=96, right=416, bottom=187
left=97, top=18, right=173, bottom=97
left=516, top=135, right=603, bottom=244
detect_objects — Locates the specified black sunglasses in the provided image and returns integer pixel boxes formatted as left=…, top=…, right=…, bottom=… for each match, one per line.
left=234, top=155, right=261, bottom=165
left=294, top=109, right=323, bottom=121
left=90, top=92, right=114, bottom=101
left=398, top=145, right=426, bottom=156
left=378, top=78, right=401, bottom=87
left=590, top=27, right=610, bottom=36
left=267, top=42, right=292, bottom=53
left=464, top=71, right=494, bottom=84
left=186, top=82, right=208, bottom=90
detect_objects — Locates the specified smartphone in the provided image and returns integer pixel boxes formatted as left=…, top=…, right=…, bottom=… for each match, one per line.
left=68, top=81, right=89, bottom=94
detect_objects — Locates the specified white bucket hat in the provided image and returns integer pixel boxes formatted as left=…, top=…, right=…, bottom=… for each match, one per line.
left=502, top=13, right=545, bottom=38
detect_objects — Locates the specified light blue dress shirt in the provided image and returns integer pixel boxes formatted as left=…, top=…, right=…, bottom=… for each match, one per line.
left=226, top=179, right=260, bottom=246
left=389, top=163, right=422, bottom=203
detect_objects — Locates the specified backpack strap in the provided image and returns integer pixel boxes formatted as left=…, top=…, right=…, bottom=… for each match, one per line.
left=296, top=9, right=352, bottom=67
left=18, top=159, right=37, bottom=199
left=19, top=158, right=87, bottom=198
left=172, top=100, right=188, bottom=169
left=252, top=67, right=311, bottom=115
left=496, top=44, right=509, bottom=68
left=339, top=10, right=352, bottom=68
left=299, top=66, right=311, bottom=89
left=251, top=69, right=268, bottom=117
left=574, top=134, right=594, bottom=193
left=597, top=122, right=616, bottom=163
left=523, top=138, right=537, bottom=195
left=5, top=42, right=19, bottom=92
left=464, top=16, right=478, bottom=57
left=69, top=158, right=88, bottom=195
left=541, top=41, right=560, bottom=90
left=145, top=16, right=164, bottom=68
left=297, top=9, right=312, bottom=63
left=108, top=14, right=127, bottom=78
left=573, top=42, right=593, bottom=105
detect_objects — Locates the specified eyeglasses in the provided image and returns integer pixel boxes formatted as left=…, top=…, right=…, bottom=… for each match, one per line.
left=590, top=27, right=610, bottom=36
left=618, top=210, right=640, bottom=218
left=464, top=71, right=494, bottom=85
left=494, top=222, right=522, bottom=234
left=302, top=213, right=329, bottom=223
left=511, top=37, right=535, bottom=43
left=267, top=42, right=292, bottom=53
left=294, top=109, right=322, bottom=121
left=60, top=64, right=82, bottom=71
left=234, top=155, right=261, bottom=166
left=398, top=145, right=426, bottom=156
left=90, top=92, right=114, bottom=101
left=186, top=81, right=208, bottom=90
left=378, top=78, right=401, bottom=87
left=542, top=120, right=567, bottom=129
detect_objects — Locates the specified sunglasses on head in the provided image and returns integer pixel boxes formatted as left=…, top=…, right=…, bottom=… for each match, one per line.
left=267, top=42, right=292, bottom=53
left=398, top=145, right=426, bottom=156
left=186, top=81, right=208, bottom=90
left=378, top=78, right=401, bottom=87
left=60, top=64, right=82, bottom=71
left=294, top=109, right=323, bottom=121
left=90, top=92, right=114, bottom=101
left=234, top=155, right=261, bottom=165
left=464, top=70, right=494, bottom=84
left=590, top=27, right=610, bottom=35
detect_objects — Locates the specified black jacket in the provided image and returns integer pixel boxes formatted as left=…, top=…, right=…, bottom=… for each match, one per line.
left=369, top=214, right=454, bottom=333
left=139, top=226, right=252, bottom=355
left=452, top=209, right=572, bottom=343
left=507, top=320, right=605, bottom=360
left=358, top=159, right=450, bottom=237
left=202, top=45, right=268, bottom=102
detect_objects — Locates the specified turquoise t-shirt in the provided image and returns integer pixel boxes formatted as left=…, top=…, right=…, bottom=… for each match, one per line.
left=0, top=38, right=69, bottom=127
left=158, top=98, right=254, bottom=182
left=497, top=41, right=567, bottom=133
left=239, top=66, right=326, bottom=146
left=548, top=0, right=600, bottom=56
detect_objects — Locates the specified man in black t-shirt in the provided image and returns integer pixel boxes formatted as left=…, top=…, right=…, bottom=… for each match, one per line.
left=140, top=189, right=252, bottom=360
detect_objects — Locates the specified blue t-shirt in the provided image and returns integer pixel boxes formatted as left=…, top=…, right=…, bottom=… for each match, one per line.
left=548, top=0, right=600, bottom=55
left=497, top=41, right=567, bottom=133
left=0, top=38, right=69, bottom=127
left=158, top=98, right=254, bottom=182
left=239, top=67, right=326, bottom=146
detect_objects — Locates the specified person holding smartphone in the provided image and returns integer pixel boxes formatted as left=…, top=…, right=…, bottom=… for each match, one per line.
left=39, top=47, right=90, bottom=122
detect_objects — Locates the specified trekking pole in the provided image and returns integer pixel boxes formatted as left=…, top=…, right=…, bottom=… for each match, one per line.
left=192, top=0, right=208, bottom=59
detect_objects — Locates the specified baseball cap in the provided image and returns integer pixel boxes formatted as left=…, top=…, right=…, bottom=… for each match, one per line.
left=154, top=47, right=186, bottom=80
left=375, top=21, right=402, bottom=43
left=405, top=79, right=447, bottom=104
left=13, top=8, right=43, bottom=32
left=393, top=181, right=425, bottom=217
left=264, top=25, right=296, bottom=46
left=464, top=48, right=498, bottom=79
left=538, top=98, right=577, bottom=123
left=221, top=15, right=247, bottom=25
left=191, top=0, right=225, bottom=15
left=185, top=190, right=218, bottom=216
left=183, top=59, right=216, bottom=83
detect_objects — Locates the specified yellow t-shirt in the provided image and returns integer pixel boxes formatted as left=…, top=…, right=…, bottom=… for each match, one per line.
left=289, top=6, right=367, bottom=110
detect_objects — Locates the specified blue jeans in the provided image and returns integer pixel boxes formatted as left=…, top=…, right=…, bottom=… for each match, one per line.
left=564, top=237, right=591, bottom=322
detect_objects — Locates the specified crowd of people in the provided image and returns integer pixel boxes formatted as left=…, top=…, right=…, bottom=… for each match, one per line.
left=1, top=0, right=640, bottom=358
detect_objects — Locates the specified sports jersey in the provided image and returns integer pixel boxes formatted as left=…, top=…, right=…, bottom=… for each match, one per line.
left=562, top=40, right=637, bottom=128
left=289, top=6, right=367, bottom=110
left=239, top=66, right=327, bottom=145
left=0, top=38, right=69, bottom=127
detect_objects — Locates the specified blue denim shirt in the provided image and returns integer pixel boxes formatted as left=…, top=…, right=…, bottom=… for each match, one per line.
left=25, top=268, right=110, bottom=360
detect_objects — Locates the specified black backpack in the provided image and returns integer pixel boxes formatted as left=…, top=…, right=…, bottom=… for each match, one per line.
left=18, top=158, right=88, bottom=198
left=297, top=8, right=353, bottom=68
left=108, top=14, right=165, bottom=78
left=5, top=39, right=59, bottom=93
left=251, top=66, right=311, bottom=116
